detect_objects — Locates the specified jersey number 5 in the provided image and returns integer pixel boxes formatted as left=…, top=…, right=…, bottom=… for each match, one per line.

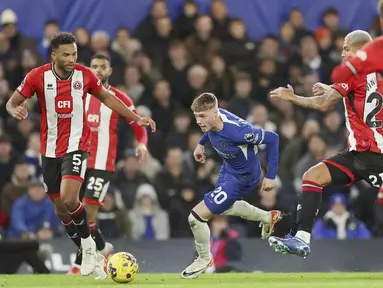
left=211, top=186, right=228, bottom=204
left=366, top=92, right=383, bottom=128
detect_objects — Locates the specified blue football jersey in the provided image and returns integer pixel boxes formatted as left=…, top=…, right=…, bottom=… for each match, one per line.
left=201, top=108, right=278, bottom=179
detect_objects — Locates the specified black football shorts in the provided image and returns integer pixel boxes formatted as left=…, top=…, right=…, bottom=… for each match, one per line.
left=323, top=149, right=383, bottom=188
left=79, top=169, right=112, bottom=206
left=41, top=150, right=88, bottom=199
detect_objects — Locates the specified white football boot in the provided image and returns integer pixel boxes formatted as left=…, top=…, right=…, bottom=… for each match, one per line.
left=80, top=237, right=97, bottom=276
left=181, top=254, right=214, bottom=279
left=93, top=252, right=107, bottom=280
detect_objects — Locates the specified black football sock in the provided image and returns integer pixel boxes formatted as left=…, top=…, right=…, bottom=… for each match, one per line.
left=74, top=246, right=82, bottom=266
left=63, top=220, right=83, bottom=266
left=62, top=220, right=81, bottom=247
left=89, top=221, right=106, bottom=251
left=296, top=180, right=323, bottom=234
left=68, top=202, right=91, bottom=239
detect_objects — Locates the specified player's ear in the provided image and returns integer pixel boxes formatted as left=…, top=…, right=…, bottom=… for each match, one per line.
left=108, top=67, right=113, bottom=77
left=51, top=51, right=56, bottom=61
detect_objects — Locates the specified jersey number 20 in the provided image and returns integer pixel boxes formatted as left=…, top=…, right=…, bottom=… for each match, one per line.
left=211, top=186, right=228, bottom=204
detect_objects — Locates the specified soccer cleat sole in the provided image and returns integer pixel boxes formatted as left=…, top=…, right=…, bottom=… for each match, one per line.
left=180, top=258, right=214, bottom=279
left=268, top=237, right=309, bottom=258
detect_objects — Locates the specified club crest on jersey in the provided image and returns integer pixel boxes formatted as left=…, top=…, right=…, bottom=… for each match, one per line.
left=244, top=133, right=258, bottom=143
left=73, top=80, right=82, bottom=90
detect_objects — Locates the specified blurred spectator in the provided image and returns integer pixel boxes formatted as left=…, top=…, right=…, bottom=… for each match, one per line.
left=279, top=22, right=297, bottom=63
left=131, top=51, right=162, bottom=90
left=210, top=0, right=231, bottom=40
left=148, top=79, right=175, bottom=135
left=122, top=65, right=146, bottom=104
left=184, top=64, right=211, bottom=108
left=161, top=41, right=191, bottom=100
left=1, top=157, right=31, bottom=218
left=80, top=30, right=124, bottom=84
left=168, top=183, right=199, bottom=237
left=184, top=15, right=221, bottom=68
left=145, top=16, right=173, bottom=68
left=38, top=20, right=59, bottom=62
left=74, top=27, right=91, bottom=64
left=247, top=103, right=277, bottom=132
left=222, top=18, right=255, bottom=72
left=98, top=187, right=130, bottom=237
left=0, top=31, right=23, bottom=90
left=0, top=134, right=19, bottom=191
left=112, top=150, right=150, bottom=209
left=7, top=181, right=58, bottom=239
left=322, top=110, right=345, bottom=148
left=288, top=8, right=311, bottom=44
left=207, top=215, right=243, bottom=273
left=209, top=56, right=233, bottom=103
left=173, top=0, right=198, bottom=40
left=154, top=147, right=193, bottom=209
left=111, top=27, right=141, bottom=65
left=313, top=194, right=371, bottom=239
left=0, top=9, right=41, bottom=63
left=294, top=133, right=327, bottom=191
left=165, top=110, right=192, bottom=150
left=8, top=115, right=36, bottom=154
left=279, top=119, right=320, bottom=181
left=298, top=35, right=335, bottom=84
left=320, top=8, right=347, bottom=37
left=24, top=132, right=42, bottom=180
left=135, top=0, right=168, bottom=44
left=227, top=72, right=254, bottom=119
left=128, top=183, right=170, bottom=240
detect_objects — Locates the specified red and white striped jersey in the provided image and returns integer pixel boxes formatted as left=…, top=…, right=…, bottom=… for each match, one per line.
left=85, top=86, right=136, bottom=172
left=17, top=63, right=103, bottom=158
left=332, top=72, right=383, bottom=153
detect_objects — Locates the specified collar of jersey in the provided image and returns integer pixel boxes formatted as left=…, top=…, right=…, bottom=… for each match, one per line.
left=51, top=63, right=74, bottom=80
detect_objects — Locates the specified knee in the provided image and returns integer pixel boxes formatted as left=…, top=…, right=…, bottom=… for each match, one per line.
left=60, top=194, right=78, bottom=210
left=188, top=211, right=207, bottom=227
left=302, top=164, right=330, bottom=186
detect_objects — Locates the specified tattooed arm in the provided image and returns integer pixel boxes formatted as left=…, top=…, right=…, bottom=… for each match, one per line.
left=270, top=84, right=343, bottom=112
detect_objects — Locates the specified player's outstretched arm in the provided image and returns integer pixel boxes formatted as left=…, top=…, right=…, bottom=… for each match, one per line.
left=94, top=87, right=156, bottom=132
left=270, top=84, right=342, bottom=112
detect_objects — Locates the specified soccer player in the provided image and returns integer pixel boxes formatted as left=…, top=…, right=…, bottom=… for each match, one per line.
left=267, top=30, right=381, bottom=257
left=67, top=53, right=149, bottom=274
left=6, top=32, right=156, bottom=277
left=181, top=93, right=282, bottom=279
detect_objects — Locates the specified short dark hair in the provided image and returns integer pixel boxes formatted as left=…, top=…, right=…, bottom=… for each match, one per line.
left=50, top=32, right=76, bottom=50
left=323, top=8, right=339, bottom=17
left=44, top=19, right=59, bottom=27
left=91, top=53, right=110, bottom=62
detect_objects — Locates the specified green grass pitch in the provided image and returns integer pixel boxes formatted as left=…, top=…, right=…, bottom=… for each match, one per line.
left=1, top=273, right=383, bottom=288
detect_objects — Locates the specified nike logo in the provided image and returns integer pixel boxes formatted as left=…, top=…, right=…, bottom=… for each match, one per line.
left=182, top=267, right=207, bottom=277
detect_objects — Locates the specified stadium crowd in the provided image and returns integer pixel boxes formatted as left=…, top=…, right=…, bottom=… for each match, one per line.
left=0, top=0, right=382, bottom=244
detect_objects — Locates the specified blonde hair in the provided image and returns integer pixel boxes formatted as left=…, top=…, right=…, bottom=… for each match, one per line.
left=191, top=93, right=218, bottom=112
left=345, top=30, right=372, bottom=48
